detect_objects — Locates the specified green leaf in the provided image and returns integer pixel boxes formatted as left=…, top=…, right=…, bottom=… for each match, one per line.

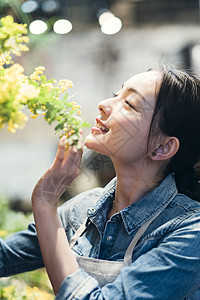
left=54, top=123, right=64, bottom=131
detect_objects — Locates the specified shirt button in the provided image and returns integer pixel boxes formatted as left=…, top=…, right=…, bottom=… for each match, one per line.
left=87, top=207, right=96, bottom=215
left=112, top=214, right=120, bottom=221
left=107, top=236, right=113, bottom=241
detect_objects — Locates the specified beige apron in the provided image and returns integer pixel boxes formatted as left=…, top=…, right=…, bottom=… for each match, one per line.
left=70, top=209, right=163, bottom=287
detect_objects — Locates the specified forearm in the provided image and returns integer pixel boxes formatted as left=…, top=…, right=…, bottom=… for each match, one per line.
left=33, top=203, right=79, bottom=295
left=31, top=138, right=82, bottom=294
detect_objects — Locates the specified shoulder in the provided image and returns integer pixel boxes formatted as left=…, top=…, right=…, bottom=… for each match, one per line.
left=166, top=192, right=200, bottom=234
left=144, top=193, right=200, bottom=245
left=170, top=192, right=200, bottom=211
left=58, top=186, right=104, bottom=228
left=58, top=177, right=117, bottom=230
left=149, top=202, right=200, bottom=244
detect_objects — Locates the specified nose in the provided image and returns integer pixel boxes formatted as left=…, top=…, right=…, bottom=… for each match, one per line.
left=98, top=99, right=112, bottom=118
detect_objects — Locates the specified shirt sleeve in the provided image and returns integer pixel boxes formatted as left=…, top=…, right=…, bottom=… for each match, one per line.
left=55, top=269, right=102, bottom=300
left=0, top=197, right=74, bottom=277
left=0, top=222, right=43, bottom=276
left=55, top=211, right=200, bottom=300
left=0, top=187, right=101, bottom=278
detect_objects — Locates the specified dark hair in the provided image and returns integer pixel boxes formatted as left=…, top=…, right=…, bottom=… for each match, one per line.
left=149, top=65, right=200, bottom=201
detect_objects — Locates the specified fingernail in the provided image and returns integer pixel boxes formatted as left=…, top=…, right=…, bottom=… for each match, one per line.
left=60, top=136, right=66, bottom=145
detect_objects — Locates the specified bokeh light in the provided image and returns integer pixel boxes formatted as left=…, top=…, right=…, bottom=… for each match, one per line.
left=53, top=19, right=72, bottom=34
left=29, top=20, right=48, bottom=34
left=21, top=0, right=39, bottom=14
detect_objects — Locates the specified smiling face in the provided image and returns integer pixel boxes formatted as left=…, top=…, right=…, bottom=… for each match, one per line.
left=85, top=71, right=161, bottom=165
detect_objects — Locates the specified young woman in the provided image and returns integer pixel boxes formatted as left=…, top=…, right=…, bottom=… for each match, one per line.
left=2, top=65, right=200, bottom=299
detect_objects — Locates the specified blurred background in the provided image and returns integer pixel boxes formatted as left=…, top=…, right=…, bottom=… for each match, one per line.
left=1, top=0, right=200, bottom=294
left=1, top=0, right=200, bottom=210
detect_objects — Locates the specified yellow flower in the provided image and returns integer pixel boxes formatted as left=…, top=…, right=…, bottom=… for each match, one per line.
left=0, top=53, right=12, bottom=69
left=41, top=82, right=54, bottom=92
left=31, top=114, right=38, bottom=119
left=58, top=79, right=73, bottom=93
left=69, top=102, right=81, bottom=111
left=35, top=66, right=45, bottom=74
left=19, top=44, right=29, bottom=52
left=26, top=286, right=54, bottom=299
left=16, top=35, right=29, bottom=43
left=30, top=74, right=40, bottom=81
left=0, top=230, right=8, bottom=237
left=0, top=15, right=90, bottom=137
left=16, top=83, right=40, bottom=103
left=44, top=117, right=50, bottom=122
left=1, top=285, right=53, bottom=300
left=2, top=285, right=16, bottom=298
left=6, top=63, right=24, bottom=77
left=30, top=66, right=45, bottom=81
left=7, top=123, right=16, bottom=133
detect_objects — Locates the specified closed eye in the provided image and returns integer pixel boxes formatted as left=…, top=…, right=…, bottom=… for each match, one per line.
left=113, top=92, right=136, bottom=110
left=112, top=92, right=118, bottom=97
left=124, top=99, right=136, bottom=110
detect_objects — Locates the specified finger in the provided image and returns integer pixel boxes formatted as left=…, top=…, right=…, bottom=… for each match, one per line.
left=63, top=146, right=82, bottom=166
left=77, top=137, right=84, bottom=150
left=75, top=151, right=83, bottom=169
left=52, top=136, right=68, bottom=169
left=78, top=129, right=84, bottom=148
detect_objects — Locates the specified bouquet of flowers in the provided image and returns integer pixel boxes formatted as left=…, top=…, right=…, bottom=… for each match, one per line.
left=0, top=15, right=90, bottom=146
left=0, top=285, right=53, bottom=300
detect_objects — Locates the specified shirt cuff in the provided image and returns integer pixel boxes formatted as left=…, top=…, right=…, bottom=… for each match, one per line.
left=55, top=268, right=100, bottom=300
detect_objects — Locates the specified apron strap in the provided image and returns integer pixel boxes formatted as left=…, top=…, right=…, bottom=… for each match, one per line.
left=69, top=221, right=87, bottom=248
left=123, top=209, right=164, bottom=266
left=69, top=205, right=170, bottom=266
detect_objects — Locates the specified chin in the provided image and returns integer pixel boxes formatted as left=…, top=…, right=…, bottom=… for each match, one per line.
left=84, top=133, right=110, bottom=156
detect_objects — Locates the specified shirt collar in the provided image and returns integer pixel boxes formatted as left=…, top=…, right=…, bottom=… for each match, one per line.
left=87, top=174, right=177, bottom=235
left=87, top=177, right=116, bottom=232
left=121, top=174, right=177, bottom=234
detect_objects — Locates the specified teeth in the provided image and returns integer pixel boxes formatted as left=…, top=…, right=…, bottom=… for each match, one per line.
left=96, top=122, right=109, bottom=132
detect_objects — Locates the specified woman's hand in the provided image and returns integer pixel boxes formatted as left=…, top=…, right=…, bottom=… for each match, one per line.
left=32, top=135, right=83, bottom=208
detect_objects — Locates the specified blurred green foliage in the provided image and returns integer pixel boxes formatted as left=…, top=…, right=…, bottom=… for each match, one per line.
left=0, top=194, right=33, bottom=236
left=0, top=194, right=53, bottom=297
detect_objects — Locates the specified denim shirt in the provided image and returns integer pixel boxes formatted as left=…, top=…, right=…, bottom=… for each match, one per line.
left=1, top=174, right=200, bottom=299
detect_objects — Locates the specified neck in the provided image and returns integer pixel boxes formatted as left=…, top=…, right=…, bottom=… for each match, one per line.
left=110, top=158, right=165, bottom=215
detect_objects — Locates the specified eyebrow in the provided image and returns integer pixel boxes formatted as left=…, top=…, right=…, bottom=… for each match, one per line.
left=121, top=84, right=147, bottom=103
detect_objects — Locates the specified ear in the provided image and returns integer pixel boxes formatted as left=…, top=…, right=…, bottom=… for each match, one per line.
left=151, top=136, right=179, bottom=161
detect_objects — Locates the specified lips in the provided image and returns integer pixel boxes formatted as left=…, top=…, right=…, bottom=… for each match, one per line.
left=95, top=122, right=109, bottom=132
left=91, top=118, right=109, bottom=134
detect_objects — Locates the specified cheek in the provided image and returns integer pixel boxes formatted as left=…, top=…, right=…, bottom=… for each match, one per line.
left=112, top=114, right=142, bottom=143
left=109, top=119, right=150, bottom=160
left=84, top=115, right=150, bottom=159
left=111, top=134, right=148, bottom=162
